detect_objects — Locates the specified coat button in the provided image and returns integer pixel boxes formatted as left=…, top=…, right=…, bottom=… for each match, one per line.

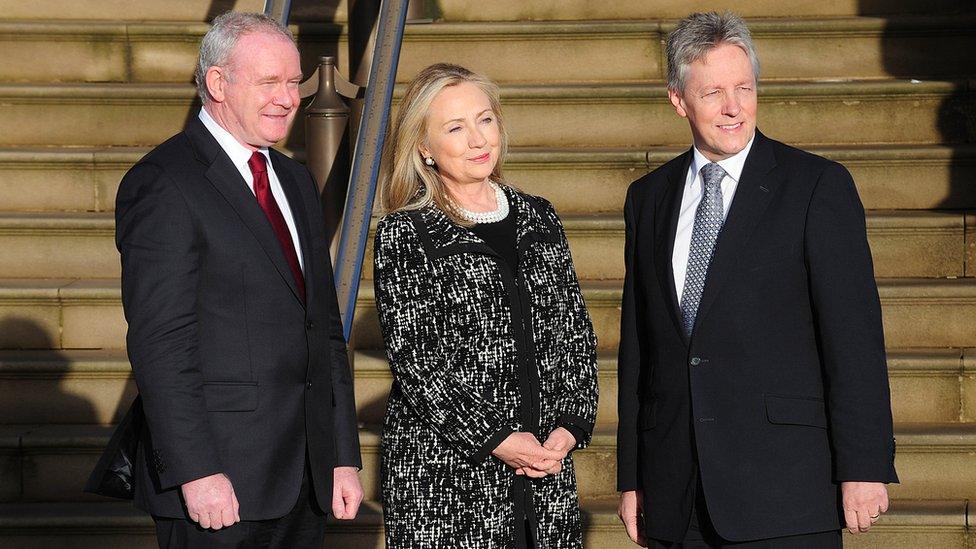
left=690, top=357, right=702, bottom=366
left=307, top=381, right=312, bottom=389
left=306, top=321, right=315, bottom=330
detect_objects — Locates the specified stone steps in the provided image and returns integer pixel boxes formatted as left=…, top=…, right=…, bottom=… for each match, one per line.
left=4, top=17, right=976, bottom=84
left=3, top=277, right=976, bottom=351
left=0, top=499, right=966, bottom=548
left=0, top=210, right=969, bottom=279
left=2, top=0, right=972, bottom=22
left=1, top=424, right=974, bottom=503
left=2, top=145, right=975, bottom=214
left=2, top=347, right=973, bottom=428
left=0, top=80, right=971, bottom=148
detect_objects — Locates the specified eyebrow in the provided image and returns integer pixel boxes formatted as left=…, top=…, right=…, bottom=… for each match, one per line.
left=441, top=108, right=493, bottom=127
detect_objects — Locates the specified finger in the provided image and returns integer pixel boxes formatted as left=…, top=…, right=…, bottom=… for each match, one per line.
left=844, top=508, right=859, bottom=535
left=345, top=494, right=362, bottom=520
left=220, top=506, right=236, bottom=529
left=623, top=514, right=639, bottom=544
left=857, top=509, right=872, bottom=533
left=332, top=483, right=345, bottom=519
left=188, top=512, right=201, bottom=525
left=523, top=467, right=547, bottom=478
left=515, top=468, right=525, bottom=475
left=198, top=511, right=213, bottom=530
left=233, top=496, right=241, bottom=523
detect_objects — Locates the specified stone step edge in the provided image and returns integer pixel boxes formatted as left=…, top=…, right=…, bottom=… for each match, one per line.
left=0, top=210, right=969, bottom=234
left=3, top=144, right=975, bottom=166
left=3, top=423, right=975, bottom=451
left=0, top=499, right=964, bottom=530
left=2, top=277, right=976, bottom=303
left=0, top=79, right=966, bottom=101
left=5, top=15, right=976, bottom=38
left=3, top=348, right=971, bottom=378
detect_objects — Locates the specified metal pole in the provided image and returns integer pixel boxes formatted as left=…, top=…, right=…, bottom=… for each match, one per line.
left=334, top=0, right=411, bottom=342
left=263, top=0, right=293, bottom=25
left=304, top=57, right=351, bottom=241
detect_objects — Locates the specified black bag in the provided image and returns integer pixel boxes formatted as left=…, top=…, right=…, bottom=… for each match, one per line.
left=84, top=395, right=143, bottom=499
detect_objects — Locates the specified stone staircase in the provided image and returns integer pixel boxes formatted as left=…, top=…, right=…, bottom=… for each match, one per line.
left=0, top=1, right=974, bottom=547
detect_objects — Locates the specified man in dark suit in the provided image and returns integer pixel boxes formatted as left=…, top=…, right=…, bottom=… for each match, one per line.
left=111, top=12, right=362, bottom=547
left=615, top=12, right=897, bottom=548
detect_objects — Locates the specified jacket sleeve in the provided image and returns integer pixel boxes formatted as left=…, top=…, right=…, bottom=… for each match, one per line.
left=546, top=203, right=599, bottom=449
left=116, top=162, right=222, bottom=490
left=324, top=247, right=363, bottom=469
left=373, top=215, right=514, bottom=463
left=616, top=184, right=642, bottom=492
left=804, top=161, right=898, bottom=483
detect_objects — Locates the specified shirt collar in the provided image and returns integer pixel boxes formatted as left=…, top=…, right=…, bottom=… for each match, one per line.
left=198, top=107, right=269, bottom=171
left=689, top=132, right=756, bottom=185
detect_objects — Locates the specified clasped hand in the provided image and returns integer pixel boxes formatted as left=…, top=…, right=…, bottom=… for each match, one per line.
left=492, top=428, right=576, bottom=478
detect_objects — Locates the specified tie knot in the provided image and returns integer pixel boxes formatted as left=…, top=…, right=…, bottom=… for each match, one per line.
left=700, top=162, right=726, bottom=189
left=247, top=151, right=268, bottom=176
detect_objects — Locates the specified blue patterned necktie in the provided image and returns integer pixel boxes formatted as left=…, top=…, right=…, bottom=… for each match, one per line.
left=680, top=162, right=726, bottom=337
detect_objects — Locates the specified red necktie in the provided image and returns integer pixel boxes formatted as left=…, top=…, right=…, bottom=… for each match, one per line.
left=247, top=151, right=306, bottom=301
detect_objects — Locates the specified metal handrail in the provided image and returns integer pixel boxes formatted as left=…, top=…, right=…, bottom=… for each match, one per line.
left=267, top=0, right=410, bottom=341
left=334, top=0, right=410, bottom=342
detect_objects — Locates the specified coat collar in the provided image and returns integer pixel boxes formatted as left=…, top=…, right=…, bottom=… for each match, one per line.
left=409, top=184, right=559, bottom=260
left=184, top=117, right=308, bottom=308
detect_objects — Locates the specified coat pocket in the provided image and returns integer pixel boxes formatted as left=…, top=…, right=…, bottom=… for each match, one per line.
left=764, top=394, right=827, bottom=429
left=203, top=381, right=259, bottom=412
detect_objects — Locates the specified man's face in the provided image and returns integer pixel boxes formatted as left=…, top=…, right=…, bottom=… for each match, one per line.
left=206, top=32, right=302, bottom=150
left=668, top=43, right=757, bottom=162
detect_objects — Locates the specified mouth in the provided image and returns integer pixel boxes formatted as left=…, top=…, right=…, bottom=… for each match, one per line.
left=718, top=122, right=743, bottom=132
left=469, top=152, right=491, bottom=163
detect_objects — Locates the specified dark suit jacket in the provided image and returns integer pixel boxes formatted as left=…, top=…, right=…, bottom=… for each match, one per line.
left=616, top=131, right=898, bottom=542
left=113, top=116, right=361, bottom=520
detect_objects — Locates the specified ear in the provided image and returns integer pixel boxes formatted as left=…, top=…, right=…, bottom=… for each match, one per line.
left=205, top=66, right=228, bottom=103
left=668, top=88, right=688, bottom=119
left=418, top=146, right=430, bottom=159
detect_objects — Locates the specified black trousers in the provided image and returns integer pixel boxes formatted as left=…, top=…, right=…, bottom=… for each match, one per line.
left=153, top=469, right=326, bottom=549
left=648, top=481, right=842, bottom=549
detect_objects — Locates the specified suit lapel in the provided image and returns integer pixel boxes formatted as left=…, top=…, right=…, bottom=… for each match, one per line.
left=185, top=118, right=305, bottom=307
left=693, top=131, right=780, bottom=328
left=272, top=152, right=314, bottom=299
left=654, top=151, right=691, bottom=344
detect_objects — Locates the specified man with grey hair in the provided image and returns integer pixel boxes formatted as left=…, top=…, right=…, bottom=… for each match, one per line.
left=94, top=11, right=363, bottom=547
left=616, top=11, right=897, bottom=548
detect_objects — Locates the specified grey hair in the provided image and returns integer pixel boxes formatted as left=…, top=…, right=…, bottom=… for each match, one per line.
left=194, top=12, right=295, bottom=104
left=666, top=11, right=760, bottom=93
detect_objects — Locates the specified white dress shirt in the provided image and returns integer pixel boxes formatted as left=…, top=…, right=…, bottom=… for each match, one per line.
left=198, top=108, right=304, bottom=271
left=672, top=135, right=755, bottom=302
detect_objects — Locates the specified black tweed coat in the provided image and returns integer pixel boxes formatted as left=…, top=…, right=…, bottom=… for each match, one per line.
left=374, top=186, right=599, bottom=548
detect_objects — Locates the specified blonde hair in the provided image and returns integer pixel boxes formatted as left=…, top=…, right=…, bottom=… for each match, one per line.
left=380, top=63, right=508, bottom=226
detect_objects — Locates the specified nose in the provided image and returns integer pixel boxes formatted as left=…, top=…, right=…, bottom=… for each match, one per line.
left=272, top=82, right=296, bottom=109
left=468, top=126, right=487, bottom=149
left=722, top=91, right=741, bottom=118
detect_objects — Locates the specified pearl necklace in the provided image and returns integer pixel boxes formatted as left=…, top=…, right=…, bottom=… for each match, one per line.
left=449, top=181, right=509, bottom=224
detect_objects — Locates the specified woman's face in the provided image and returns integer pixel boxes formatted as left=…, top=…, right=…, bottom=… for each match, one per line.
left=420, top=82, right=501, bottom=189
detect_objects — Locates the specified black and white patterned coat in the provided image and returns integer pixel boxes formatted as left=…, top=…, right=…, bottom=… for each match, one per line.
left=374, top=186, right=599, bottom=548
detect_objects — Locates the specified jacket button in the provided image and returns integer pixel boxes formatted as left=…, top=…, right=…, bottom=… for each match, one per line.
left=307, top=381, right=312, bottom=389
left=690, top=357, right=702, bottom=366
left=306, top=321, right=315, bottom=330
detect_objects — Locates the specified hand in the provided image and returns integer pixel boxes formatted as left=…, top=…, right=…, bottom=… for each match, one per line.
left=514, top=427, right=578, bottom=476
left=841, top=481, right=889, bottom=534
left=618, top=490, right=647, bottom=547
left=492, top=432, right=564, bottom=477
left=542, top=427, right=576, bottom=457
left=332, top=466, right=364, bottom=520
left=181, top=472, right=240, bottom=530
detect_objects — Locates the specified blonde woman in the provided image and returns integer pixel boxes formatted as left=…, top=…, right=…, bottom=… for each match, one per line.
left=373, top=63, right=599, bottom=548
